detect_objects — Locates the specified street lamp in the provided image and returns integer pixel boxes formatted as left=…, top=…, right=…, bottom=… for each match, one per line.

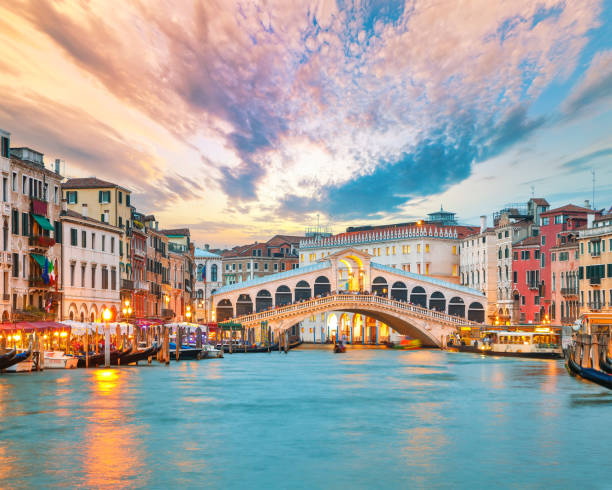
left=122, top=299, right=133, bottom=321
left=186, top=304, right=192, bottom=322
left=102, top=307, right=112, bottom=368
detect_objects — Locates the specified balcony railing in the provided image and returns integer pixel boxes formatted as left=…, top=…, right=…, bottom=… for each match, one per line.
left=120, top=279, right=134, bottom=290
left=29, top=235, right=55, bottom=248
left=28, top=276, right=51, bottom=288
left=587, top=302, right=603, bottom=310
left=561, top=287, right=579, bottom=296
left=590, top=250, right=601, bottom=257
left=589, top=277, right=601, bottom=285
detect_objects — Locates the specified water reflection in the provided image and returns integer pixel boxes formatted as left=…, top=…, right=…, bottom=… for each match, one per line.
left=80, top=369, right=149, bottom=488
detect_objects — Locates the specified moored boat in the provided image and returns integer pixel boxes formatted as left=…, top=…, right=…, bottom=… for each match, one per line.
left=0, top=349, right=17, bottom=370
left=598, top=353, right=612, bottom=375
left=479, top=330, right=562, bottom=359
left=119, top=345, right=159, bottom=365
left=566, top=350, right=612, bottom=389
left=3, top=349, right=33, bottom=372
left=168, top=342, right=204, bottom=360
left=44, top=351, right=78, bottom=369
left=333, top=343, right=346, bottom=353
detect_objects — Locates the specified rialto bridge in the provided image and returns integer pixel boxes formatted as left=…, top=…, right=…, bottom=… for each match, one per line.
left=211, top=248, right=486, bottom=347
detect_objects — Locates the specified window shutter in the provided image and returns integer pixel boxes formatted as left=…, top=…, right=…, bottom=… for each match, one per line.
left=579, top=267, right=583, bottom=279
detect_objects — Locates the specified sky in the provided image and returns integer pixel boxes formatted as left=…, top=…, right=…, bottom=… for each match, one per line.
left=0, top=0, right=611, bottom=248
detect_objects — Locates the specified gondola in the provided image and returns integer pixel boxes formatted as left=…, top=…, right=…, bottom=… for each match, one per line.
left=218, top=343, right=279, bottom=353
left=598, top=353, right=612, bottom=375
left=118, top=345, right=159, bottom=365
left=1, top=349, right=32, bottom=372
left=333, top=343, right=346, bottom=354
left=76, top=349, right=125, bottom=368
left=0, top=349, right=17, bottom=370
left=566, top=351, right=612, bottom=389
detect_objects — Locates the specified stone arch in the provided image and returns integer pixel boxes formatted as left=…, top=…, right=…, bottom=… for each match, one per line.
left=255, top=289, right=272, bottom=312
left=448, top=297, right=465, bottom=317
left=1, top=310, right=8, bottom=322
left=275, top=285, right=292, bottom=307
left=236, top=294, right=253, bottom=316
left=327, top=313, right=338, bottom=341
left=429, top=291, right=446, bottom=311
left=429, top=291, right=446, bottom=312
left=468, top=301, right=485, bottom=323
left=352, top=313, right=364, bottom=341
left=313, top=276, right=331, bottom=296
left=371, top=276, right=388, bottom=296
left=110, top=306, right=118, bottom=321
left=69, top=311, right=74, bottom=320
left=294, top=280, right=311, bottom=301
left=90, top=305, right=98, bottom=322
left=410, top=286, right=427, bottom=308
left=216, top=299, right=233, bottom=321
left=390, top=281, right=407, bottom=302
left=339, top=313, right=351, bottom=339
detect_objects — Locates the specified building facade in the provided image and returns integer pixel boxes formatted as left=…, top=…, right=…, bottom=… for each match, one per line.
left=550, top=233, right=580, bottom=326
left=0, top=129, right=11, bottom=320
left=162, top=228, right=194, bottom=322
left=9, top=147, right=63, bottom=320
left=512, top=236, right=542, bottom=324
left=194, top=246, right=222, bottom=322
left=60, top=209, right=122, bottom=321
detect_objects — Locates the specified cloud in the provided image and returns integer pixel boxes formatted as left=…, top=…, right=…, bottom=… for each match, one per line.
left=563, top=49, right=612, bottom=116
left=560, top=148, right=612, bottom=170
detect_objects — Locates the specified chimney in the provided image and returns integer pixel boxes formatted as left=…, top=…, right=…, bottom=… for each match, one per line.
left=81, top=203, right=88, bottom=218
left=584, top=200, right=590, bottom=209
left=480, top=215, right=487, bottom=233
left=587, top=213, right=595, bottom=228
left=54, top=158, right=61, bottom=175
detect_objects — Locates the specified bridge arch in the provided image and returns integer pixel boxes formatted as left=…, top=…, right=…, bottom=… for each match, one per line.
left=468, top=302, right=485, bottom=323
left=216, top=299, right=233, bottom=321
left=429, top=291, right=446, bottom=312
left=294, top=280, right=311, bottom=301
left=236, top=294, right=253, bottom=316
left=256, top=290, right=272, bottom=312
left=390, top=281, right=407, bottom=302
left=448, top=297, right=465, bottom=317
left=275, top=285, right=292, bottom=307
left=371, top=276, right=388, bottom=296
left=313, top=276, right=331, bottom=297
left=410, top=286, right=427, bottom=308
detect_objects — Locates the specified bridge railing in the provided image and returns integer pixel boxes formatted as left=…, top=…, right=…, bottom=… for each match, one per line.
left=233, top=294, right=479, bottom=327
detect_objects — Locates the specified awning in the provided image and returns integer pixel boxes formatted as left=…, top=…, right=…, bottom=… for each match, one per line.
left=32, top=214, right=54, bottom=232
left=31, top=253, right=47, bottom=269
left=0, top=321, right=67, bottom=331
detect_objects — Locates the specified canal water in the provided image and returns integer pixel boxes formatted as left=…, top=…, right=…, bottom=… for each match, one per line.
left=1, top=348, right=611, bottom=489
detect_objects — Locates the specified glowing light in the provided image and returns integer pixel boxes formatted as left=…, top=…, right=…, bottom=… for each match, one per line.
left=102, top=308, right=112, bottom=321
left=13, top=334, right=21, bottom=341
left=124, top=299, right=130, bottom=307
left=53, top=332, right=60, bottom=337
left=60, top=331, right=68, bottom=338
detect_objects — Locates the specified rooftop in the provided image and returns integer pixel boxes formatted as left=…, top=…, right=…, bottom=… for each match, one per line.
left=194, top=248, right=222, bottom=259
left=514, top=236, right=540, bottom=247
left=541, top=204, right=598, bottom=216
left=61, top=209, right=122, bottom=231
left=161, top=228, right=190, bottom=237
left=62, top=177, right=130, bottom=193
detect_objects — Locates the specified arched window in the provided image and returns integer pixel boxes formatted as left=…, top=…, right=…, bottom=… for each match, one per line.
left=498, top=248, right=502, bottom=259
left=504, top=246, right=509, bottom=258
left=211, top=264, right=218, bottom=282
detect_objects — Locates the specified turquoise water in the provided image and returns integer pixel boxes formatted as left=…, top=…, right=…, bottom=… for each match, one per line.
left=1, top=348, right=611, bottom=489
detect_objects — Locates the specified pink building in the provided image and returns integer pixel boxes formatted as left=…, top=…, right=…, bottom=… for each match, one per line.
left=512, top=236, right=542, bottom=324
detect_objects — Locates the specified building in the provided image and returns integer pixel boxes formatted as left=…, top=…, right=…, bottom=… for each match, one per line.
left=550, top=232, right=580, bottom=326
left=512, top=236, right=542, bottom=323
left=129, top=211, right=148, bottom=319
left=162, top=228, right=194, bottom=322
left=222, top=235, right=302, bottom=285
left=61, top=178, right=133, bottom=305
left=194, top=245, right=222, bottom=322
left=0, top=129, right=11, bottom=320
left=143, top=215, right=169, bottom=319
left=459, top=216, right=498, bottom=320
left=9, top=147, right=63, bottom=319
left=578, top=209, right=612, bottom=315
left=538, top=203, right=598, bottom=320
left=59, top=209, right=122, bottom=321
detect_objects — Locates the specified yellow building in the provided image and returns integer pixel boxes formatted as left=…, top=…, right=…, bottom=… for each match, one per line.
left=578, top=212, right=612, bottom=314
left=62, top=178, right=132, bottom=301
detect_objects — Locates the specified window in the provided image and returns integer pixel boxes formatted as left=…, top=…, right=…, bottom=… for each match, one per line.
left=118, top=191, right=123, bottom=204
left=111, top=237, right=115, bottom=254
left=21, top=212, right=28, bottom=237
left=91, top=233, right=95, bottom=250
left=281, top=263, right=286, bottom=271
left=264, top=263, right=268, bottom=271
left=11, top=209, right=18, bottom=235
left=119, top=240, right=123, bottom=257
left=273, top=263, right=278, bottom=271
left=70, top=263, right=75, bottom=286
left=211, top=264, right=217, bottom=281
left=102, top=267, right=108, bottom=289
left=82, top=230, right=87, bottom=248
left=580, top=242, right=584, bottom=254
left=542, top=217, right=549, bottom=226
left=452, top=245, right=457, bottom=255
left=70, top=228, right=77, bottom=246
left=417, top=244, right=421, bottom=253
left=54, top=221, right=62, bottom=244
left=54, top=186, right=58, bottom=204
left=12, top=253, right=18, bottom=277
left=554, top=215, right=563, bottom=224
left=521, top=295, right=525, bottom=305
left=126, top=194, right=130, bottom=207
left=505, top=231, right=509, bottom=237
left=101, top=235, right=106, bottom=251
left=513, top=251, right=518, bottom=260
left=22, top=175, right=26, bottom=194
left=12, top=172, right=16, bottom=191
left=66, top=191, right=78, bottom=204
left=81, top=265, right=86, bottom=287
left=99, top=190, right=111, bottom=203
left=2, top=177, right=6, bottom=202
left=513, top=271, right=517, bottom=283
left=254, top=262, right=259, bottom=270
left=0, top=136, right=8, bottom=158
left=541, top=235, right=546, bottom=245
left=118, top=217, right=123, bottom=228
left=111, top=268, right=117, bottom=290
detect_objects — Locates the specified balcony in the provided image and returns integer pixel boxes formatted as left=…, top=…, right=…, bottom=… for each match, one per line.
left=29, top=235, right=56, bottom=248
left=120, top=279, right=134, bottom=290
left=587, top=302, right=603, bottom=311
left=161, top=308, right=174, bottom=319
left=134, top=279, right=147, bottom=291
left=527, top=281, right=539, bottom=290
left=31, top=198, right=48, bottom=216
left=590, top=250, right=601, bottom=258
left=561, top=287, right=579, bottom=297
left=28, top=276, right=51, bottom=288
left=589, top=277, right=601, bottom=286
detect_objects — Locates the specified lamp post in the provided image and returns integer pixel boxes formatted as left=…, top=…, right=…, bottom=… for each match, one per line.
left=103, top=307, right=112, bottom=367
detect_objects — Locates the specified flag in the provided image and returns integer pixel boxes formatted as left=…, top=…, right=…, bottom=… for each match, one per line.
left=42, top=258, right=50, bottom=284
left=48, top=260, right=55, bottom=286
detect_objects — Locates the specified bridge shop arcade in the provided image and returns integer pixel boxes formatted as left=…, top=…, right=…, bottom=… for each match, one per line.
left=211, top=249, right=486, bottom=347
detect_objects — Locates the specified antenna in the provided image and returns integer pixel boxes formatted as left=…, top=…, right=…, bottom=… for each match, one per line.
left=592, top=169, right=595, bottom=210
left=530, top=185, right=534, bottom=198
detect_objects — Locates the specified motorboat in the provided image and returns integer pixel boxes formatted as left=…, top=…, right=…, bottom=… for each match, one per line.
left=168, top=342, right=204, bottom=360
left=43, top=351, right=78, bottom=369
left=202, top=344, right=223, bottom=358
left=387, top=338, right=421, bottom=350
left=479, top=330, right=562, bottom=359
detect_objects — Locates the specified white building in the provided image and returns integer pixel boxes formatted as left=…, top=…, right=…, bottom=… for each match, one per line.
left=194, top=246, right=222, bottom=322
left=0, top=129, right=11, bottom=321
left=297, top=215, right=479, bottom=343
left=60, top=209, right=122, bottom=321
left=459, top=216, right=498, bottom=320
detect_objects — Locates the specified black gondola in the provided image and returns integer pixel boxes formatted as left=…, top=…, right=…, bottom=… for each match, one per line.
left=566, top=351, right=612, bottom=389
left=77, top=349, right=125, bottom=368
left=0, top=349, right=17, bottom=370
left=119, top=345, right=159, bottom=365
left=218, top=343, right=279, bottom=353
left=0, top=349, right=32, bottom=371
left=598, top=353, right=612, bottom=375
